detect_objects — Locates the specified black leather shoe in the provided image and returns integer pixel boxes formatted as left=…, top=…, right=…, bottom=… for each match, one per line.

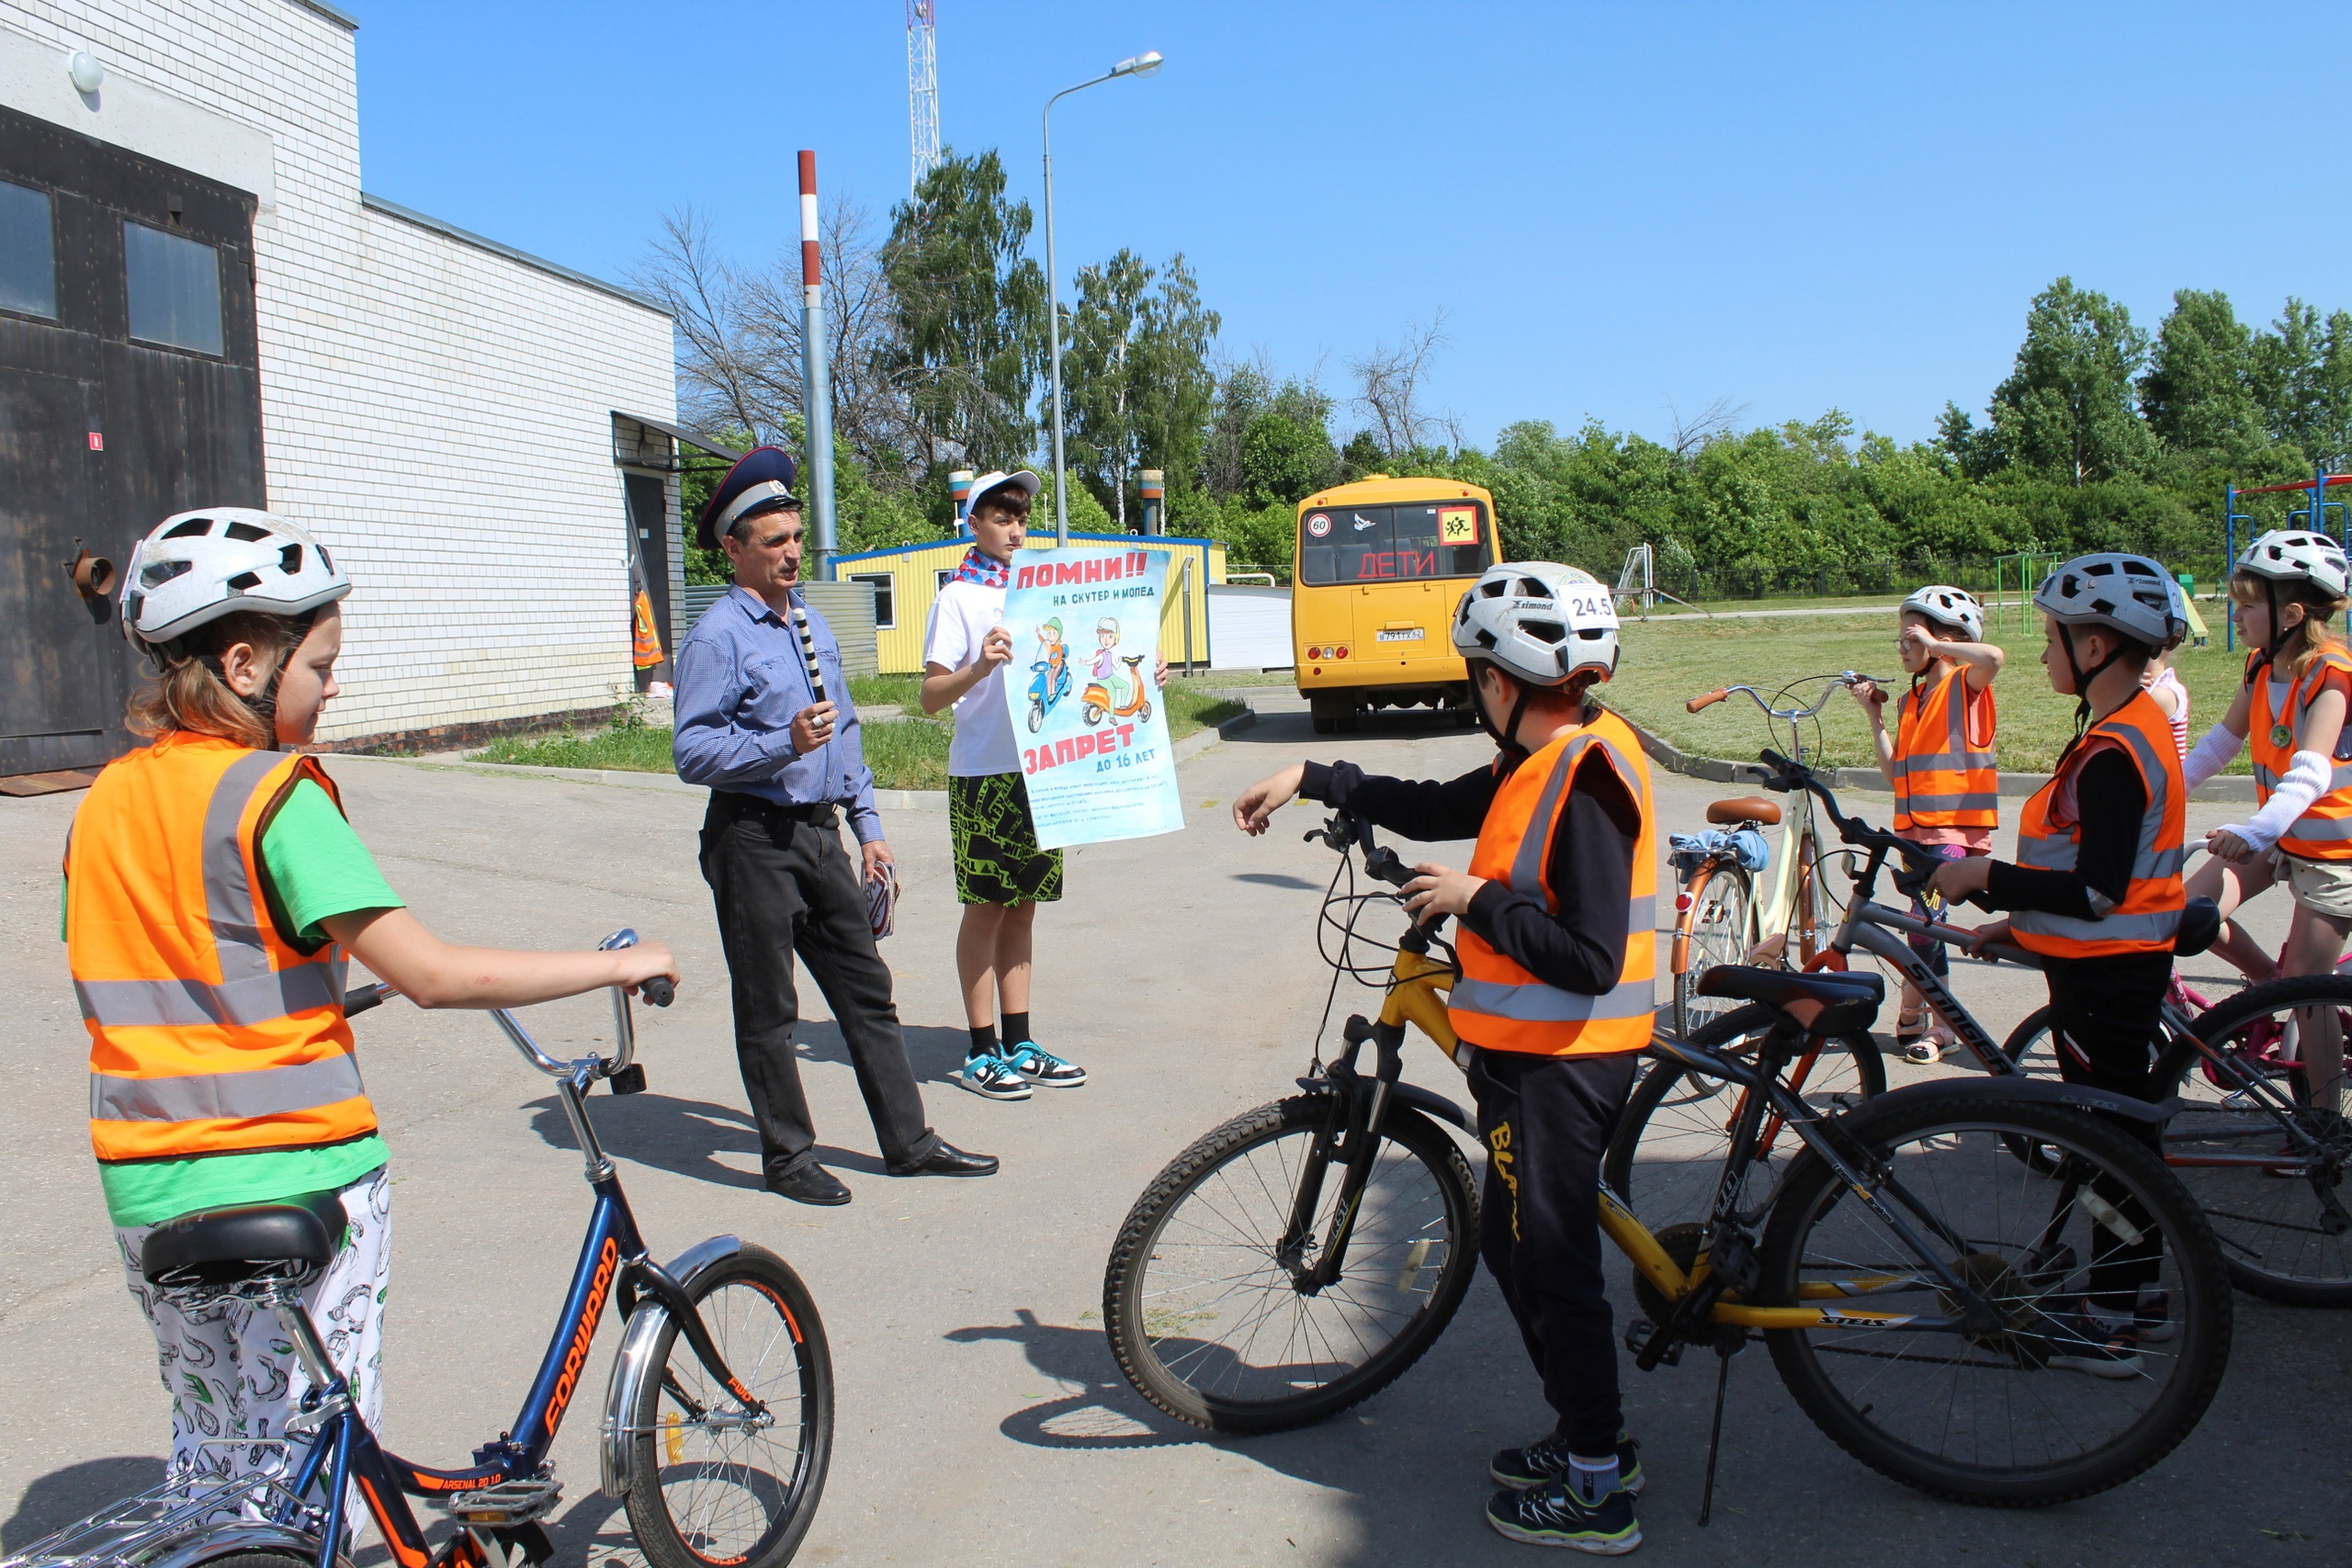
left=886, top=1141, right=999, bottom=1178
left=764, top=1165, right=852, bottom=1206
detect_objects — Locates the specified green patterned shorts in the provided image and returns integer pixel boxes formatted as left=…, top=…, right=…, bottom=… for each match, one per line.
left=950, top=772, right=1064, bottom=906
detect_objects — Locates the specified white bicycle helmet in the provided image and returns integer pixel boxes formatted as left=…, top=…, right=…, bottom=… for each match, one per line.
left=2234, top=529, right=2350, bottom=601
left=2032, top=553, right=2186, bottom=651
left=120, top=508, right=350, bottom=655
left=1899, top=584, right=1984, bottom=642
left=1453, top=561, right=1619, bottom=688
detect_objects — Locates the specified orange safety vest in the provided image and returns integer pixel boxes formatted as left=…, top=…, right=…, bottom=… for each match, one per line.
left=2010, top=691, right=2185, bottom=959
left=2246, top=646, right=2352, bottom=862
left=65, top=732, right=371, bottom=1165
left=1891, top=663, right=1997, bottom=831
left=632, top=590, right=665, bottom=670
left=1448, top=708, right=1657, bottom=1056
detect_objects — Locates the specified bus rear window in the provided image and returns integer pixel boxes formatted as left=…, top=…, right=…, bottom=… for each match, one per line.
left=1297, top=502, right=1490, bottom=585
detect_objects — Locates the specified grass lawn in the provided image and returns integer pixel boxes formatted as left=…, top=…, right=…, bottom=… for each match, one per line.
left=471, top=681, right=1246, bottom=792
left=1602, top=610, right=2245, bottom=775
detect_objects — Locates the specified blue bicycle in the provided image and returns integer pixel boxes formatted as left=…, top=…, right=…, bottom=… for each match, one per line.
left=6, top=932, right=831, bottom=1568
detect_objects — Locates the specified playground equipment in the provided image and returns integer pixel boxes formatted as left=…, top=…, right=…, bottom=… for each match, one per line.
left=1611, top=543, right=1702, bottom=616
left=2223, top=465, right=2352, bottom=651
left=1990, top=549, right=2064, bottom=633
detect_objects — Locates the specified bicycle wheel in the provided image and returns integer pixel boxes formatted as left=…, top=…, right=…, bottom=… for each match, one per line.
left=1759, top=1091, right=2231, bottom=1506
left=623, top=1245, right=832, bottom=1568
left=1673, top=864, right=1751, bottom=1040
left=1603, top=1003, right=1884, bottom=1233
left=1103, top=1096, right=1479, bottom=1433
left=2168, top=974, right=2352, bottom=1306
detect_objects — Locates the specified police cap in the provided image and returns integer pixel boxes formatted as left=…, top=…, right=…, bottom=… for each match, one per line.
left=696, top=446, right=799, bottom=549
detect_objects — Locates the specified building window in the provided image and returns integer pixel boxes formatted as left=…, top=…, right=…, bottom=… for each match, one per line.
left=849, top=572, right=897, bottom=629
left=934, top=568, right=955, bottom=593
left=0, top=180, right=57, bottom=319
left=124, top=220, right=223, bottom=355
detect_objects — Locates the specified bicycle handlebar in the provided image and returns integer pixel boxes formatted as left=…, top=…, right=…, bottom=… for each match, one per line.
left=343, top=928, right=668, bottom=1085
left=1687, top=671, right=1888, bottom=727
left=1686, top=688, right=1728, bottom=713
left=1307, top=811, right=1451, bottom=946
left=1755, top=748, right=1984, bottom=907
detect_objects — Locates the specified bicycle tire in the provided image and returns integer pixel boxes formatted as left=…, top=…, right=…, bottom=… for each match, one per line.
left=1103, top=1096, right=1479, bottom=1434
left=1673, top=863, right=1753, bottom=1040
left=2173, top=973, right=2352, bottom=1307
left=1604, top=1003, right=1883, bottom=1231
left=1759, top=1091, right=2232, bottom=1506
left=622, top=1244, right=832, bottom=1568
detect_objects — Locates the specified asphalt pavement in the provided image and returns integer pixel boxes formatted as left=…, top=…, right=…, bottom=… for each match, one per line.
left=0, top=701, right=2341, bottom=1568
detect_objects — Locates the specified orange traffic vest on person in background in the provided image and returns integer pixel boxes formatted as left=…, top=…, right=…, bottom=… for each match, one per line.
left=2010, top=691, right=2185, bottom=960
left=65, top=732, right=372, bottom=1165
left=1448, top=708, right=1657, bottom=1056
left=1891, top=663, right=1997, bottom=831
left=2246, top=645, right=2352, bottom=862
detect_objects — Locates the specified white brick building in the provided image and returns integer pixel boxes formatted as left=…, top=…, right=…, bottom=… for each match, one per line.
left=0, top=0, right=687, bottom=767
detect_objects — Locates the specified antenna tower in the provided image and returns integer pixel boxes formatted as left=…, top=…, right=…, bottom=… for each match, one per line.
left=907, top=0, right=941, bottom=193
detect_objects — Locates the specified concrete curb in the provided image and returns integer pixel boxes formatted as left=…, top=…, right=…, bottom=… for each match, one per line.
left=1615, top=714, right=2260, bottom=803
left=328, top=704, right=1262, bottom=808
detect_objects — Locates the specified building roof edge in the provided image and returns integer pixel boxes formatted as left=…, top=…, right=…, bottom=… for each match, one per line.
left=359, top=191, right=672, bottom=317
left=288, top=0, right=360, bottom=32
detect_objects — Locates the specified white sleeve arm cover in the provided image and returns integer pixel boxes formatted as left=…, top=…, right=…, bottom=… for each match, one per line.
left=2181, top=721, right=2245, bottom=794
left=2222, top=749, right=2335, bottom=854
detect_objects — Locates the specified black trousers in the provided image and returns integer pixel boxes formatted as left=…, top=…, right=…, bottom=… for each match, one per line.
left=1467, top=1046, right=1641, bottom=1453
left=698, top=793, right=937, bottom=1177
left=2042, top=951, right=2173, bottom=1305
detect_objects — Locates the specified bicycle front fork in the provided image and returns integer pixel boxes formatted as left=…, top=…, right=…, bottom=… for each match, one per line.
left=1278, top=1015, right=1407, bottom=1293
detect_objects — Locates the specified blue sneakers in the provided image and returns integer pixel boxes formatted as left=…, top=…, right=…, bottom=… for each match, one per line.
left=1486, top=1480, right=1642, bottom=1554
left=956, top=1051, right=1032, bottom=1100
left=1003, top=1041, right=1086, bottom=1088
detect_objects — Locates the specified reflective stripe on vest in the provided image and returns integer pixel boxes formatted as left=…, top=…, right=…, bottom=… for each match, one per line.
left=1891, top=665, right=1997, bottom=830
left=2249, top=647, right=2352, bottom=862
left=2011, top=693, right=2186, bottom=958
left=1448, top=709, right=1658, bottom=1055
left=67, top=735, right=372, bottom=1162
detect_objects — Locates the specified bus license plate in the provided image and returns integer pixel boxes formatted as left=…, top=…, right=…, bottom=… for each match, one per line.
left=1376, top=627, right=1424, bottom=642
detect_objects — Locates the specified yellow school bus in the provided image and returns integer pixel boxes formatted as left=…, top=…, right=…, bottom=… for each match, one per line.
left=1293, top=476, right=1497, bottom=732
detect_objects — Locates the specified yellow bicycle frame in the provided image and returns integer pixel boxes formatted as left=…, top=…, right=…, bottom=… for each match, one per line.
left=1382, top=947, right=1924, bottom=1333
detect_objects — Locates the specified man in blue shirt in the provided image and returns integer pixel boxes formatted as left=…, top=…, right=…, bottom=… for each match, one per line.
left=673, top=446, right=996, bottom=1205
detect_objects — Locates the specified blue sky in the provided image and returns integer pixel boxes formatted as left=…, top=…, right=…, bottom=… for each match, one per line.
left=355, top=1, right=2351, bottom=452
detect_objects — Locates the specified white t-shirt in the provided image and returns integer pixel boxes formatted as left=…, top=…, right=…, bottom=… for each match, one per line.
left=924, top=578, right=1021, bottom=776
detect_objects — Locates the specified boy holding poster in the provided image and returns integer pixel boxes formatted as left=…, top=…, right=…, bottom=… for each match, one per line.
left=920, top=471, right=1091, bottom=1100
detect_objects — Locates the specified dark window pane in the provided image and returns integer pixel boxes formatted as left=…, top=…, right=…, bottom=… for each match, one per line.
left=1297, top=501, right=1491, bottom=584
left=850, top=572, right=896, bottom=628
left=0, top=180, right=56, bottom=319
left=124, top=220, right=223, bottom=354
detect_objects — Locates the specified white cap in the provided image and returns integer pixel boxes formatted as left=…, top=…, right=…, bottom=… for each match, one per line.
left=962, top=469, right=1042, bottom=527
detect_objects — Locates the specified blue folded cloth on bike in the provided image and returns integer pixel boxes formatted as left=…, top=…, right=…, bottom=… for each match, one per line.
left=1668, top=828, right=1769, bottom=875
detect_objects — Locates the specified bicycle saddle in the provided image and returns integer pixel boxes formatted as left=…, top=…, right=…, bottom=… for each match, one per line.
left=1706, top=796, right=1781, bottom=827
left=1696, top=964, right=1883, bottom=1035
left=2176, top=896, right=2221, bottom=958
left=141, top=1191, right=346, bottom=1287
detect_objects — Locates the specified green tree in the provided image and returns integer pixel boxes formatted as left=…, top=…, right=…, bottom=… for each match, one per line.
left=1058, top=250, right=1221, bottom=528
left=1985, top=277, right=2155, bottom=486
left=2140, top=289, right=2266, bottom=463
left=881, top=150, right=1046, bottom=472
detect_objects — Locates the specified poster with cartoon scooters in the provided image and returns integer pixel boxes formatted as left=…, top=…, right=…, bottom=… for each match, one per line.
left=999, top=547, right=1185, bottom=849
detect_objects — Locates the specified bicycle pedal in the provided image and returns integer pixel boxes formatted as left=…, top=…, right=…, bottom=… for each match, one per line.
left=442, top=1476, right=562, bottom=1526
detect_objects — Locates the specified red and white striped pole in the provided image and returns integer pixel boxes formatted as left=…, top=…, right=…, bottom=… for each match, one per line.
left=798, top=150, right=838, bottom=579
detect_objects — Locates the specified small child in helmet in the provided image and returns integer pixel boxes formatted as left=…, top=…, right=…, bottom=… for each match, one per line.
left=65, top=509, right=678, bottom=1515
left=2176, top=530, right=2352, bottom=1111
left=1849, top=586, right=2003, bottom=1062
left=1934, top=552, right=2188, bottom=1372
left=1233, top=563, right=1653, bottom=1554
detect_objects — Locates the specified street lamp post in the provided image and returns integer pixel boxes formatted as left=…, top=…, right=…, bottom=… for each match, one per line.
left=1043, top=50, right=1161, bottom=545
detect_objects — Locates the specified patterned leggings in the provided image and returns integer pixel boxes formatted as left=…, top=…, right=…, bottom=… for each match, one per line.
left=114, top=1165, right=391, bottom=1514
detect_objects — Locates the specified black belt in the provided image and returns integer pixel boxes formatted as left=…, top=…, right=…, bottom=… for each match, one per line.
left=709, top=790, right=840, bottom=829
